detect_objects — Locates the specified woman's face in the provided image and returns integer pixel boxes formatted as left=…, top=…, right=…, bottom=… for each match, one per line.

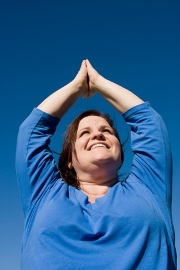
left=71, top=116, right=122, bottom=178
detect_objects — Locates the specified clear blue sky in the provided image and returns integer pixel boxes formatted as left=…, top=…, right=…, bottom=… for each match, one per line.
left=1, top=0, right=180, bottom=269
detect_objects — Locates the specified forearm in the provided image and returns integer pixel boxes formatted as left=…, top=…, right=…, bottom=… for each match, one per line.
left=37, top=80, right=83, bottom=118
left=38, top=60, right=88, bottom=118
left=94, top=76, right=144, bottom=114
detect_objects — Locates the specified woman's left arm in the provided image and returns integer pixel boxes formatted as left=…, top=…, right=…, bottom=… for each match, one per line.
left=86, top=60, right=172, bottom=206
left=86, top=59, right=144, bottom=114
left=123, top=103, right=172, bottom=207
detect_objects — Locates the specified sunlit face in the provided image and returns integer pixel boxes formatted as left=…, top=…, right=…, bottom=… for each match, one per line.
left=71, top=116, right=122, bottom=178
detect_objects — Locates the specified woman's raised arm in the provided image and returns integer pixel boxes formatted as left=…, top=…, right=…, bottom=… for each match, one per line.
left=86, top=59, right=143, bottom=114
left=38, top=60, right=89, bottom=118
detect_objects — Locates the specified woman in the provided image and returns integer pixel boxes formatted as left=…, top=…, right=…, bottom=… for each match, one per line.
left=16, top=60, right=177, bottom=269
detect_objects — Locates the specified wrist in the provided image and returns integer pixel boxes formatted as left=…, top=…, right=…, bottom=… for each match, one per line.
left=91, top=75, right=106, bottom=93
left=69, top=79, right=84, bottom=95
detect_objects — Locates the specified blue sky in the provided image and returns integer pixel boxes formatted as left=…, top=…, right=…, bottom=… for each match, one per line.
left=1, top=0, right=180, bottom=268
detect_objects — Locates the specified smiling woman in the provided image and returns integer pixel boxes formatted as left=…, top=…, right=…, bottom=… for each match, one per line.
left=16, top=60, right=177, bottom=269
left=59, top=110, right=124, bottom=189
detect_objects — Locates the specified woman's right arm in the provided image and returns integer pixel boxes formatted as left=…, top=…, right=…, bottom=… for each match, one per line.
left=16, top=61, right=88, bottom=216
left=37, top=60, right=89, bottom=117
left=16, top=109, right=61, bottom=216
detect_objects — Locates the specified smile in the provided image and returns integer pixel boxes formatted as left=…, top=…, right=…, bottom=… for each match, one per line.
left=90, top=143, right=107, bottom=150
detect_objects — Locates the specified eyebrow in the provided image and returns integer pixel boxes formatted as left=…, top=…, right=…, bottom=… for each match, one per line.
left=77, top=125, right=113, bottom=134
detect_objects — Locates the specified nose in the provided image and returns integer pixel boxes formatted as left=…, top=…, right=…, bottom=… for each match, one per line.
left=91, top=131, right=105, bottom=140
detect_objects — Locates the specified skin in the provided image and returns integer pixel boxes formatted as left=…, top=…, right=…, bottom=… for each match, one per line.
left=72, top=115, right=122, bottom=203
left=38, top=59, right=144, bottom=203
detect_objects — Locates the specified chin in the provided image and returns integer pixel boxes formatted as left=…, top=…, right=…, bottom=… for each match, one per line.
left=91, top=158, right=119, bottom=169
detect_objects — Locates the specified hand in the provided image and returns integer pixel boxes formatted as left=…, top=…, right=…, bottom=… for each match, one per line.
left=74, top=60, right=89, bottom=99
left=85, top=59, right=100, bottom=97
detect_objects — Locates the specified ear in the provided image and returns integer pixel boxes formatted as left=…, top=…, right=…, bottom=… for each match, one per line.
left=68, top=162, right=73, bottom=169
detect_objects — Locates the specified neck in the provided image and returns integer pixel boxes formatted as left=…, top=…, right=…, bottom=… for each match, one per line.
left=79, top=176, right=118, bottom=203
left=77, top=164, right=119, bottom=184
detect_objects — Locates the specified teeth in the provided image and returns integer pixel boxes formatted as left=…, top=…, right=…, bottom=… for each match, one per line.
left=91, top=144, right=107, bottom=150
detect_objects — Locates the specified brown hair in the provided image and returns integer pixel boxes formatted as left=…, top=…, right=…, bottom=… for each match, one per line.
left=58, top=110, right=124, bottom=188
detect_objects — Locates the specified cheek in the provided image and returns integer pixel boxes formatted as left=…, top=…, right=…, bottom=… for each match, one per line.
left=74, top=137, right=87, bottom=153
left=71, top=141, right=84, bottom=167
left=74, top=141, right=81, bottom=157
left=114, top=140, right=122, bottom=160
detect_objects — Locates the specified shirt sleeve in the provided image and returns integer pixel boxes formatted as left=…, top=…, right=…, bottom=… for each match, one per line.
left=123, top=102, right=172, bottom=207
left=16, top=108, right=61, bottom=216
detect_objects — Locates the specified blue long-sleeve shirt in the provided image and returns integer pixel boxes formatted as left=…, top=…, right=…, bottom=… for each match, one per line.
left=16, top=102, right=177, bottom=269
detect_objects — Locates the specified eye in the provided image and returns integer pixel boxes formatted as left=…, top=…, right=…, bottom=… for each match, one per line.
left=79, top=130, right=89, bottom=137
left=103, top=128, right=113, bottom=134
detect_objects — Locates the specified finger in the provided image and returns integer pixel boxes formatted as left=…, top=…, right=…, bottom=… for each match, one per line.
left=86, top=59, right=97, bottom=74
left=77, top=60, right=87, bottom=77
left=79, top=60, right=85, bottom=70
left=85, top=59, right=91, bottom=66
left=85, top=59, right=91, bottom=70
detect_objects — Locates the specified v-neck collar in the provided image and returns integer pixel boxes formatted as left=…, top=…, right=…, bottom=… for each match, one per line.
left=73, top=182, right=117, bottom=210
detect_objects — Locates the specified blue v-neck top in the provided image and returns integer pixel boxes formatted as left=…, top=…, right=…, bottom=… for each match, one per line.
left=16, top=102, right=177, bottom=269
